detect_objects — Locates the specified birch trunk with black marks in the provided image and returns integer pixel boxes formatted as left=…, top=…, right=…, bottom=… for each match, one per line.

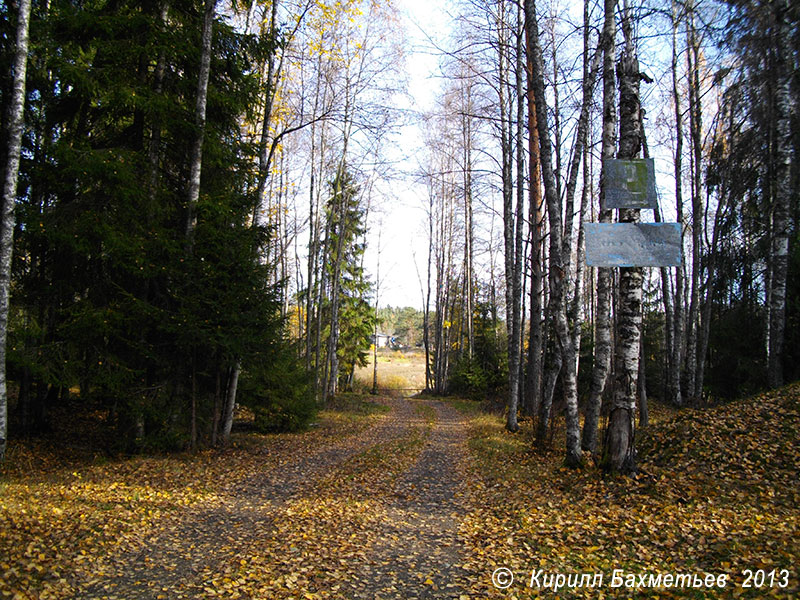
left=506, top=5, right=526, bottom=432
left=220, top=363, right=241, bottom=443
left=684, top=0, right=703, bottom=403
left=461, top=87, right=475, bottom=359
left=668, top=0, right=685, bottom=407
left=564, top=0, right=600, bottom=393
left=181, top=0, right=216, bottom=445
left=498, top=5, right=519, bottom=432
left=602, top=12, right=644, bottom=475
left=0, top=0, right=32, bottom=461
left=184, top=0, right=217, bottom=250
left=582, top=0, right=616, bottom=454
left=767, top=0, right=792, bottom=389
left=525, top=0, right=581, bottom=467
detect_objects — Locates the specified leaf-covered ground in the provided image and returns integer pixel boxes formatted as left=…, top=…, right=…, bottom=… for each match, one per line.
left=457, top=384, right=800, bottom=598
left=1, top=396, right=472, bottom=599
left=1, top=385, right=798, bottom=599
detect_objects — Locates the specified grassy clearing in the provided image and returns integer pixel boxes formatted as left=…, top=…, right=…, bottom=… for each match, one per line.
left=454, top=384, right=800, bottom=599
left=353, top=348, right=427, bottom=392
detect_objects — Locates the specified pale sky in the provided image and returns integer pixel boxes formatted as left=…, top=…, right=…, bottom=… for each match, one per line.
left=363, top=1, right=690, bottom=311
left=363, top=0, right=452, bottom=310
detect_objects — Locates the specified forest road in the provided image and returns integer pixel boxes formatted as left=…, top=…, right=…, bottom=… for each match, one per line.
left=339, top=399, right=472, bottom=599
left=78, top=396, right=473, bottom=599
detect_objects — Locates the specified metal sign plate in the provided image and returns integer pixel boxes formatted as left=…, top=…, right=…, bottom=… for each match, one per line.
left=585, top=223, right=682, bottom=267
left=603, top=158, right=658, bottom=210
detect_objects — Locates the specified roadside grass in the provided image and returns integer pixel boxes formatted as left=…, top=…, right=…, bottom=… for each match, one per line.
left=453, top=384, right=800, bottom=599
left=321, top=393, right=391, bottom=421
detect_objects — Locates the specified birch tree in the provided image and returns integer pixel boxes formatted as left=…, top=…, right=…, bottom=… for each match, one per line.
left=524, top=0, right=581, bottom=467
left=582, top=0, right=616, bottom=454
left=767, top=0, right=793, bottom=388
left=683, top=0, right=703, bottom=403
left=667, top=0, right=685, bottom=407
left=0, top=0, right=32, bottom=461
left=184, top=0, right=218, bottom=251
left=601, top=4, right=649, bottom=474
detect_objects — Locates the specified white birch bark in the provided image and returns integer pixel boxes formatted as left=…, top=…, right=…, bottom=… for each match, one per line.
left=184, top=0, right=217, bottom=250
left=566, top=0, right=600, bottom=393
left=582, top=0, right=617, bottom=453
left=507, top=3, right=526, bottom=433
left=684, top=0, right=703, bottom=402
left=602, top=10, right=645, bottom=475
left=220, top=363, right=241, bottom=443
left=0, top=0, right=33, bottom=461
left=669, top=0, right=685, bottom=407
left=767, top=0, right=792, bottom=388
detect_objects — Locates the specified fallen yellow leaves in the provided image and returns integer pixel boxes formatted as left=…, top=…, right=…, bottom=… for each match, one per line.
left=456, top=383, right=800, bottom=598
left=4, top=387, right=797, bottom=599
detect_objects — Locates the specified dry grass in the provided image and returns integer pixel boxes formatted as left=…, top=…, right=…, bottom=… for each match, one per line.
left=353, top=348, right=427, bottom=392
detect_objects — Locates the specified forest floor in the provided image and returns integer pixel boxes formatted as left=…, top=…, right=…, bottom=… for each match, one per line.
left=1, top=385, right=799, bottom=599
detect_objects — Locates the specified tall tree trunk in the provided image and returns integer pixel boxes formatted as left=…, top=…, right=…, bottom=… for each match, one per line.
left=184, top=0, right=217, bottom=250
left=324, top=175, right=348, bottom=401
left=0, top=0, right=32, bottom=461
left=507, top=4, right=526, bottom=433
left=602, top=10, right=645, bottom=475
left=253, top=0, right=281, bottom=222
left=220, top=363, right=241, bottom=444
left=524, top=18, right=544, bottom=421
left=524, top=0, right=581, bottom=467
left=499, top=3, right=520, bottom=432
left=462, top=88, right=475, bottom=359
left=582, top=0, right=617, bottom=454
left=424, top=191, right=433, bottom=391
left=684, top=0, right=702, bottom=403
left=669, top=0, right=685, bottom=407
left=565, top=0, right=600, bottom=403
left=767, top=0, right=792, bottom=388
left=697, top=189, right=724, bottom=402
left=305, top=60, right=326, bottom=370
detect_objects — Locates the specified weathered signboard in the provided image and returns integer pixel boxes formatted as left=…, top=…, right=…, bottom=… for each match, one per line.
left=603, top=158, right=657, bottom=210
left=585, top=222, right=682, bottom=267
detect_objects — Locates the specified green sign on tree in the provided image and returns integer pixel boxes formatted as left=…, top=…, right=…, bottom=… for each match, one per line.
left=602, top=158, right=657, bottom=210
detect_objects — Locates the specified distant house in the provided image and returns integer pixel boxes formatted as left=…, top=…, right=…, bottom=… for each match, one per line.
left=372, top=333, right=392, bottom=348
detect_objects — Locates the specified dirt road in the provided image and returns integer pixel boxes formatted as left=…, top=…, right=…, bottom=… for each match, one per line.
left=80, top=397, right=474, bottom=599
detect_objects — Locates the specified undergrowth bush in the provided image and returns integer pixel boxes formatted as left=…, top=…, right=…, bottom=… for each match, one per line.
left=238, top=347, right=315, bottom=433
